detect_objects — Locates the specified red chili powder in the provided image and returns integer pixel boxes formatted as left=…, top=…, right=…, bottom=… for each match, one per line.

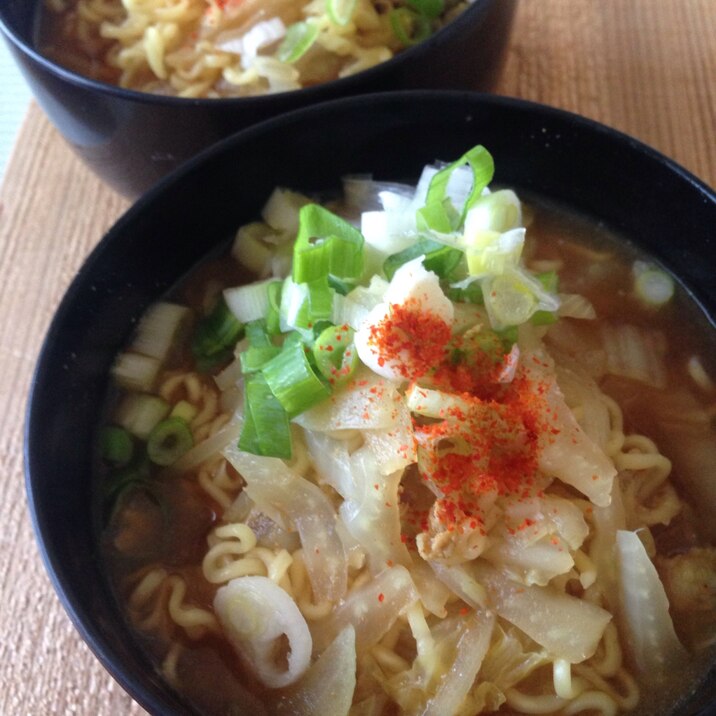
left=369, top=298, right=554, bottom=539
left=368, top=298, right=452, bottom=381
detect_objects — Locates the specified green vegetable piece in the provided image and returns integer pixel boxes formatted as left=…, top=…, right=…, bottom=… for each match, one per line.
left=266, top=280, right=283, bottom=335
left=445, top=281, right=484, bottom=304
left=191, top=295, right=244, bottom=366
left=114, top=393, right=171, bottom=441
left=417, top=145, right=495, bottom=233
left=407, top=0, right=443, bottom=18
left=262, top=340, right=331, bottom=417
left=326, top=0, right=358, bottom=25
left=239, top=374, right=292, bottom=459
left=536, top=270, right=559, bottom=293
left=147, top=417, right=194, bottom=466
left=390, top=7, right=432, bottom=47
left=313, top=324, right=358, bottom=387
left=277, top=21, right=319, bottom=62
left=240, top=319, right=281, bottom=373
left=293, top=204, right=364, bottom=284
left=170, top=400, right=198, bottom=424
left=99, top=425, right=134, bottom=466
left=384, top=237, right=463, bottom=280
left=531, top=310, right=558, bottom=326
left=634, top=267, right=674, bottom=307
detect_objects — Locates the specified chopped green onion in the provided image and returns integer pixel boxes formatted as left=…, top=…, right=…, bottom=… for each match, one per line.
left=131, top=302, right=191, bottom=363
left=634, top=267, right=674, bottom=307
left=406, top=0, right=444, bottom=18
left=240, top=320, right=281, bottom=373
left=262, top=340, right=331, bottom=417
left=307, top=277, right=334, bottom=325
left=102, top=459, right=152, bottom=523
left=483, top=273, right=538, bottom=329
left=277, top=21, right=319, bottom=63
left=326, top=0, right=357, bottom=25
left=537, top=270, right=559, bottom=293
left=458, top=330, right=507, bottom=366
left=266, top=280, right=283, bottom=335
left=114, top=393, right=171, bottom=440
left=529, top=272, right=559, bottom=325
left=293, top=204, right=364, bottom=284
left=232, top=222, right=277, bottom=274
left=464, top=189, right=522, bottom=236
left=384, top=237, right=463, bottom=280
left=327, top=275, right=354, bottom=296
left=170, top=400, right=198, bottom=424
left=112, top=351, right=161, bottom=392
left=445, top=280, right=484, bottom=304
left=262, top=188, right=312, bottom=234
left=496, top=325, right=519, bottom=347
left=224, top=279, right=280, bottom=324
left=417, top=145, right=495, bottom=233
left=530, top=310, right=558, bottom=326
left=313, top=324, right=358, bottom=387
left=390, top=8, right=432, bottom=47
left=147, top=417, right=194, bottom=466
left=99, top=426, right=134, bottom=466
left=191, top=295, right=245, bottom=369
left=239, top=374, right=292, bottom=459
left=464, top=228, right=525, bottom=277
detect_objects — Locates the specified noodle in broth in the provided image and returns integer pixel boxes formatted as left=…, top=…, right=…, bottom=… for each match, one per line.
left=99, top=148, right=716, bottom=715
left=38, top=0, right=467, bottom=97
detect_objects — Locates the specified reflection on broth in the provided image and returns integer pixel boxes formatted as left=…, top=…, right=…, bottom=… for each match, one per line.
left=37, top=0, right=468, bottom=98
left=98, top=149, right=716, bottom=715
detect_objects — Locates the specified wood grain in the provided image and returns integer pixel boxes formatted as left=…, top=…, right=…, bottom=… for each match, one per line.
left=0, top=1, right=714, bottom=713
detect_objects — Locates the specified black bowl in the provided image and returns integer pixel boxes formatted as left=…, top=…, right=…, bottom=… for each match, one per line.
left=0, top=0, right=515, bottom=198
left=26, top=91, right=716, bottom=715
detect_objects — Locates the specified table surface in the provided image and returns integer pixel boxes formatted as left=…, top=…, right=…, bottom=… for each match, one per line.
left=1, top=1, right=715, bottom=713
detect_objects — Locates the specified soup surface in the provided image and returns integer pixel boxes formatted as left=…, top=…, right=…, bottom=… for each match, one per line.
left=98, top=147, right=716, bottom=715
left=37, top=0, right=465, bottom=98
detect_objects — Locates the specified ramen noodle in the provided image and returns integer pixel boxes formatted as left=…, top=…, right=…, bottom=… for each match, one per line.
left=99, top=146, right=716, bottom=714
left=39, top=0, right=467, bottom=97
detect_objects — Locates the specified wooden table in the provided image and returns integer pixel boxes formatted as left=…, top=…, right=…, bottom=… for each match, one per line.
left=1, top=1, right=714, bottom=713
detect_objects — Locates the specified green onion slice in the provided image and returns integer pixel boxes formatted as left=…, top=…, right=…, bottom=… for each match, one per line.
left=407, top=0, right=444, bottom=19
left=277, top=21, right=319, bottom=63
left=313, top=324, right=358, bottom=387
left=147, top=417, right=194, bottom=466
left=327, top=0, right=358, bottom=26
left=266, top=280, right=283, bottom=335
left=417, top=145, right=495, bottom=233
left=531, top=310, right=558, bottom=326
left=536, top=270, right=559, bottom=293
left=293, top=204, right=364, bottom=284
left=384, top=237, right=463, bottom=280
left=240, top=320, right=281, bottom=373
left=445, top=280, right=484, bottom=304
left=170, top=399, right=198, bottom=424
left=239, top=373, right=292, bottom=459
left=390, top=8, right=432, bottom=47
left=262, top=340, right=331, bottom=417
left=99, top=425, right=134, bottom=466
left=192, top=295, right=244, bottom=367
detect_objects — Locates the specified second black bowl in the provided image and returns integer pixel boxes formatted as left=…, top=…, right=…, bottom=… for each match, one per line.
left=0, top=0, right=515, bottom=197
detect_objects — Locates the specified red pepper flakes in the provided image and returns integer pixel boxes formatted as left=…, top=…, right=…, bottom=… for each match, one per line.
left=378, top=593, right=385, bottom=603
left=410, top=365, right=550, bottom=535
left=368, top=298, right=452, bottom=380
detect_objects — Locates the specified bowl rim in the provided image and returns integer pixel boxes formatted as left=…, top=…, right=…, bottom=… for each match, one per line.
left=24, top=88, right=716, bottom=715
left=0, top=0, right=505, bottom=107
